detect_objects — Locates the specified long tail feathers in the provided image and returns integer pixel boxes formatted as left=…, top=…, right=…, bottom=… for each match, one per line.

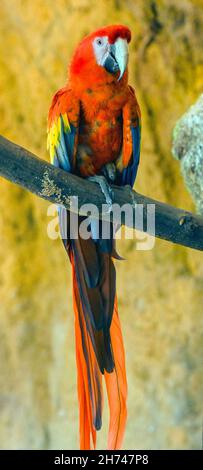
left=74, top=298, right=95, bottom=449
left=105, top=298, right=127, bottom=450
left=70, top=250, right=127, bottom=450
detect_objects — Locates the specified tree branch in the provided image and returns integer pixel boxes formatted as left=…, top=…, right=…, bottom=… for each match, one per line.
left=0, top=134, right=203, bottom=251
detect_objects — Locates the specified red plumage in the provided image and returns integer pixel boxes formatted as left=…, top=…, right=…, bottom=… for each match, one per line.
left=48, top=24, right=141, bottom=450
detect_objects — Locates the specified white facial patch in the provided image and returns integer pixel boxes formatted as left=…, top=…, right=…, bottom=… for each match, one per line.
left=92, top=36, right=109, bottom=66
left=92, top=35, right=129, bottom=80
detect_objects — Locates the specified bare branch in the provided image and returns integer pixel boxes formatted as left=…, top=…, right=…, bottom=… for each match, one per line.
left=0, top=134, right=203, bottom=251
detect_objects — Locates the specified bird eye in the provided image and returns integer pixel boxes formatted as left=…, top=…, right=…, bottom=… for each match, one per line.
left=96, top=38, right=103, bottom=46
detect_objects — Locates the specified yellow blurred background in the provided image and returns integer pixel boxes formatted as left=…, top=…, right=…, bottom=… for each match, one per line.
left=0, top=0, right=203, bottom=450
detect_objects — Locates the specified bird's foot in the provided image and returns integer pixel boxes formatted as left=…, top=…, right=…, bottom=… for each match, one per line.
left=102, top=162, right=116, bottom=183
left=88, top=175, right=113, bottom=210
left=123, top=184, right=135, bottom=204
left=124, top=184, right=132, bottom=194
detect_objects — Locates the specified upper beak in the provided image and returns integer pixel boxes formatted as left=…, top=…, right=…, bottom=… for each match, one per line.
left=114, top=37, right=129, bottom=80
left=103, top=38, right=129, bottom=80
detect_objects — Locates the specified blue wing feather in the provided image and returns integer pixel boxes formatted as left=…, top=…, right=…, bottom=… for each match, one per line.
left=120, top=123, right=141, bottom=187
left=53, top=116, right=77, bottom=172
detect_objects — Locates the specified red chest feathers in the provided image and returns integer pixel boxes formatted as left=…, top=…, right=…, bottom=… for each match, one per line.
left=78, top=107, right=123, bottom=169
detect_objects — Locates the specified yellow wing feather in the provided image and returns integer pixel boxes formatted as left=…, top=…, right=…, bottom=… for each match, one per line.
left=47, top=113, right=71, bottom=164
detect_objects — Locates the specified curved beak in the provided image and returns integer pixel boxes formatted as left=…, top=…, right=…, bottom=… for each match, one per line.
left=114, top=38, right=129, bottom=80
left=103, top=38, right=129, bottom=80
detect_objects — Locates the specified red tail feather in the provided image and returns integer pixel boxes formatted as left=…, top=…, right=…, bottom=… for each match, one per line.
left=105, top=298, right=127, bottom=449
left=71, top=253, right=127, bottom=449
left=72, top=258, right=101, bottom=449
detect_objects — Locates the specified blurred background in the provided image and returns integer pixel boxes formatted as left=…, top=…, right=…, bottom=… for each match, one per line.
left=0, top=0, right=203, bottom=450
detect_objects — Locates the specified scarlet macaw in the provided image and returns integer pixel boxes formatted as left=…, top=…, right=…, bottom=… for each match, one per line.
left=47, top=24, right=141, bottom=450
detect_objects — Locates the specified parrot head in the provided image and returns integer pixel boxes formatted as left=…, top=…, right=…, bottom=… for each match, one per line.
left=69, top=25, right=131, bottom=87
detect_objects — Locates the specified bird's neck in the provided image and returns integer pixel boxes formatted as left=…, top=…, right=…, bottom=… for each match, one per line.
left=69, top=69, right=129, bottom=103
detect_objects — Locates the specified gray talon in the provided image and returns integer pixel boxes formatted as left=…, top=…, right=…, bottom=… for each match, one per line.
left=88, top=175, right=113, bottom=209
left=102, top=163, right=116, bottom=183
left=124, top=184, right=132, bottom=191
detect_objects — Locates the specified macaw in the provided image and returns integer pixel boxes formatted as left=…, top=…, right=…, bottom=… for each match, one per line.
left=47, top=24, right=141, bottom=450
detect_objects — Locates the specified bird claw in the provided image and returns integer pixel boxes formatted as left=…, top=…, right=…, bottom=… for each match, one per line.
left=88, top=175, right=113, bottom=210
left=102, top=163, right=116, bottom=183
left=124, top=184, right=132, bottom=192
